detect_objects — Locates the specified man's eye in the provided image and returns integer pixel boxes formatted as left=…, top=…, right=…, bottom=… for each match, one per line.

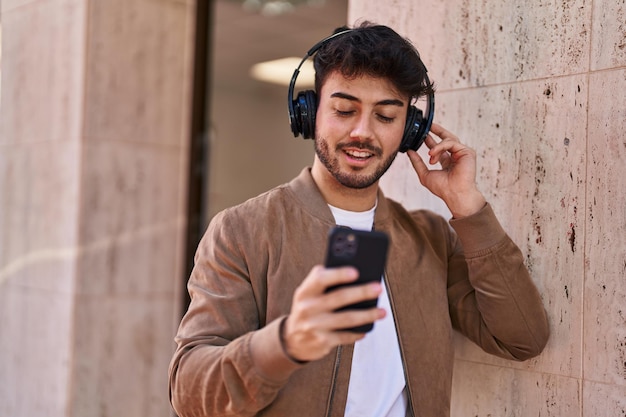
left=377, top=114, right=395, bottom=123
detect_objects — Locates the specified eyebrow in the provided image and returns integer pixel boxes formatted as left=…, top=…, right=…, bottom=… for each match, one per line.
left=330, top=92, right=405, bottom=107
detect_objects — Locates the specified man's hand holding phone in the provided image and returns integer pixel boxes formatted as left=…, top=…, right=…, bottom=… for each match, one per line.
left=281, top=228, right=389, bottom=363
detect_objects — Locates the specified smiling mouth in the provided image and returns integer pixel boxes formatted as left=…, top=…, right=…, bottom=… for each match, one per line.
left=344, top=149, right=374, bottom=160
left=339, top=142, right=382, bottom=161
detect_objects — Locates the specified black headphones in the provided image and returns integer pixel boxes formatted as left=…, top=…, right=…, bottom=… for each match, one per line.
left=287, top=29, right=435, bottom=153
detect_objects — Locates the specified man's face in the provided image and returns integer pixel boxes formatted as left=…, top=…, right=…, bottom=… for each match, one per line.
left=314, top=71, right=408, bottom=189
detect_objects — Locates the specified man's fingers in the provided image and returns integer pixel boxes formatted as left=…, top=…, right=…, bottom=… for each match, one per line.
left=428, top=122, right=458, bottom=142
left=305, top=306, right=385, bottom=334
left=293, top=266, right=381, bottom=324
left=296, top=265, right=358, bottom=298
left=330, top=308, right=386, bottom=332
left=323, top=281, right=383, bottom=312
left=423, top=134, right=439, bottom=150
left=407, top=150, right=429, bottom=184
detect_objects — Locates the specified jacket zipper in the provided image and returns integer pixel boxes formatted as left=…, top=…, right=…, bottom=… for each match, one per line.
left=384, top=268, right=415, bottom=416
left=325, top=345, right=342, bottom=417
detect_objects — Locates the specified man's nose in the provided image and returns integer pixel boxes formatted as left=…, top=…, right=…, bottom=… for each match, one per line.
left=350, top=114, right=374, bottom=140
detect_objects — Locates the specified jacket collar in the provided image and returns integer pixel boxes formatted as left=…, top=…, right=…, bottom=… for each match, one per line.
left=287, top=167, right=393, bottom=227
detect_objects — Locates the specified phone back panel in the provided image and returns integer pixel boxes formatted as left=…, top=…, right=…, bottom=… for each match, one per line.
left=324, top=227, right=389, bottom=332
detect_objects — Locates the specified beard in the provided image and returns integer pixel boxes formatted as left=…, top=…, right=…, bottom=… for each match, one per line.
left=315, top=136, right=398, bottom=189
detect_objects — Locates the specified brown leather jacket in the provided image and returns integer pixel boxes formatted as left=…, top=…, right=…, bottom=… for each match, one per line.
left=169, top=168, right=549, bottom=417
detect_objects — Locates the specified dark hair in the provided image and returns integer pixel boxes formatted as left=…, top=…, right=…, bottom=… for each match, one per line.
left=314, top=21, right=435, bottom=102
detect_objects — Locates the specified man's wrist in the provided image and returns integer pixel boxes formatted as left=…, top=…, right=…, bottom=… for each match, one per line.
left=447, top=190, right=487, bottom=219
left=279, top=317, right=308, bottom=365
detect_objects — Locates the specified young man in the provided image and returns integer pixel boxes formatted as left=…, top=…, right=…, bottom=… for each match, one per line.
left=169, top=22, right=549, bottom=417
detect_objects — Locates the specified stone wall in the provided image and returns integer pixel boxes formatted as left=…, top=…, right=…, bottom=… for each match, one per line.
left=349, top=0, right=626, bottom=415
left=0, top=0, right=195, bottom=416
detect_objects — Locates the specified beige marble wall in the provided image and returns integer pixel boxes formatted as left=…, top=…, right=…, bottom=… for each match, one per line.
left=350, top=0, right=626, bottom=415
left=0, top=0, right=195, bottom=416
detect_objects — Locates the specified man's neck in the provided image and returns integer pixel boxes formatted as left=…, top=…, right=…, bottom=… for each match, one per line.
left=311, top=161, right=379, bottom=212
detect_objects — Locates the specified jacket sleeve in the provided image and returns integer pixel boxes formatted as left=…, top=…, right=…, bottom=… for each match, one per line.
left=446, top=203, right=550, bottom=361
left=168, top=210, right=303, bottom=417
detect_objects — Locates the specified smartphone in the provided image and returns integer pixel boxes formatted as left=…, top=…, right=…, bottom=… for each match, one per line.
left=324, top=227, right=390, bottom=333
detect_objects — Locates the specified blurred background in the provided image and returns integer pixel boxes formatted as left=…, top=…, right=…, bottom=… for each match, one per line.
left=188, top=0, right=348, bottom=318
left=207, top=0, right=347, bottom=219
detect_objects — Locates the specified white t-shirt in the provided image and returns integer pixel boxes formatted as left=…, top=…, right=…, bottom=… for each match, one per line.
left=328, top=204, right=408, bottom=417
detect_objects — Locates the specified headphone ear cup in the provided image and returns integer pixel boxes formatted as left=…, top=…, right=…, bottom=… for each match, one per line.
left=292, top=90, right=317, bottom=139
left=400, top=106, right=427, bottom=153
left=302, top=90, right=317, bottom=139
